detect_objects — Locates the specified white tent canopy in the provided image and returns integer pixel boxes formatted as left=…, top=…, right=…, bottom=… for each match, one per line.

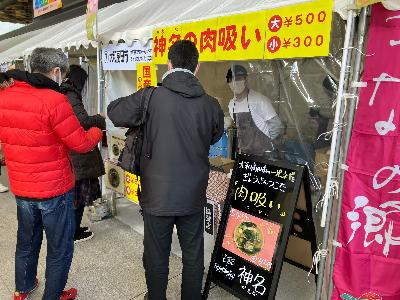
left=0, top=0, right=356, bottom=64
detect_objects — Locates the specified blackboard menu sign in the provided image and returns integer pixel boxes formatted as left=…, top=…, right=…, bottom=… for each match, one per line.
left=203, top=154, right=304, bottom=300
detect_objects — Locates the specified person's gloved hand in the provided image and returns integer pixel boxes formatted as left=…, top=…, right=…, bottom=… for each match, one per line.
left=96, top=114, right=106, bottom=130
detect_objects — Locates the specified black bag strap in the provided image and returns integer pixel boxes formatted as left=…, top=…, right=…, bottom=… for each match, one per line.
left=140, top=87, right=156, bottom=159
left=124, top=87, right=156, bottom=137
left=139, top=86, right=156, bottom=125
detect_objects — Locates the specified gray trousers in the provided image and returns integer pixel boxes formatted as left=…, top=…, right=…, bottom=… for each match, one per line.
left=142, top=211, right=204, bottom=300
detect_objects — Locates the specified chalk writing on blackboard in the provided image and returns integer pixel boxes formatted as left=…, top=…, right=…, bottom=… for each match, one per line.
left=238, top=161, right=296, bottom=183
left=238, top=265, right=267, bottom=297
left=214, top=253, right=236, bottom=280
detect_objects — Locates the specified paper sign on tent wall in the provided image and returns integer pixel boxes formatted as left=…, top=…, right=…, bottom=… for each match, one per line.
left=34, top=0, right=62, bottom=18
left=264, top=0, right=333, bottom=59
left=124, top=172, right=141, bottom=204
left=102, top=42, right=152, bottom=70
left=136, top=63, right=157, bottom=90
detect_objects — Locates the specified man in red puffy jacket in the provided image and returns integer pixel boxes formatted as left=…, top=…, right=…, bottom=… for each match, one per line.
left=0, top=48, right=103, bottom=300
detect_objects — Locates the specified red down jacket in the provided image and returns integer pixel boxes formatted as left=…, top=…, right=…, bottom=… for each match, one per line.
left=0, top=78, right=102, bottom=199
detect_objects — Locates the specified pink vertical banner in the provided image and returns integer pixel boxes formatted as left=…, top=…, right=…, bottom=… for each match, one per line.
left=332, top=4, right=400, bottom=300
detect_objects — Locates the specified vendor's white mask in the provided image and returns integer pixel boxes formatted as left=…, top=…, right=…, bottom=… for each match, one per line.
left=229, top=80, right=246, bottom=95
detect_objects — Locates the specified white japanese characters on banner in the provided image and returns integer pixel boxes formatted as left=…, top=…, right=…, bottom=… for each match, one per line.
left=102, top=42, right=152, bottom=71
left=333, top=5, right=400, bottom=299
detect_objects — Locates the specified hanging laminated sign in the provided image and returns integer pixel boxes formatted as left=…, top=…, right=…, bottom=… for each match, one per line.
left=124, top=172, right=141, bottom=204
left=136, top=63, right=157, bottom=90
left=152, top=26, right=182, bottom=65
left=203, top=155, right=305, bottom=300
left=86, top=0, right=99, bottom=41
left=34, top=0, right=62, bottom=18
left=264, top=0, right=333, bottom=59
left=102, top=42, right=153, bottom=70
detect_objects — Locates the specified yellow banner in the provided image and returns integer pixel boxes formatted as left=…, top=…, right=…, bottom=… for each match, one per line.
left=152, top=26, right=182, bottom=65
left=216, top=11, right=266, bottom=61
left=151, top=0, right=333, bottom=62
left=124, top=172, right=141, bottom=204
left=181, top=19, right=219, bottom=62
left=136, top=63, right=157, bottom=90
left=264, top=0, right=333, bottom=59
left=356, top=0, right=381, bottom=8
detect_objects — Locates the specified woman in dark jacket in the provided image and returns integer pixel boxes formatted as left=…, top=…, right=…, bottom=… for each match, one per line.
left=61, top=65, right=106, bottom=243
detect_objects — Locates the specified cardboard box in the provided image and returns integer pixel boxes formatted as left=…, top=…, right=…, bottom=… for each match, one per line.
left=209, top=156, right=235, bottom=174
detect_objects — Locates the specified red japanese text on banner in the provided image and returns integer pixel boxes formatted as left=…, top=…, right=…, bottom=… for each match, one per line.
left=124, top=172, right=141, bottom=204
left=152, top=26, right=182, bottom=65
left=136, top=63, right=157, bottom=90
left=216, top=11, right=266, bottom=61
left=181, top=19, right=218, bottom=62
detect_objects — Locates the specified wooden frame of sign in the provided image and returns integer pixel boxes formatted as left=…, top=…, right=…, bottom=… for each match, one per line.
left=203, top=154, right=312, bottom=300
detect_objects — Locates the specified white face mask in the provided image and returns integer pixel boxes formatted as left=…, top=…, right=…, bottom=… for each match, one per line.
left=229, top=80, right=246, bottom=95
left=52, top=69, right=62, bottom=86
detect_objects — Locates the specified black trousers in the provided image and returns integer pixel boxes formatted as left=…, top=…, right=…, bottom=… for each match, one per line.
left=142, top=211, right=204, bottom=300
left=74, top=204, right=84, bottom=236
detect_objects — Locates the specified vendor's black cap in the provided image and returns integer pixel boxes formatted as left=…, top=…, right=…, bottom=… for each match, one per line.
left=309, top=108, right=320, bottom=118
left=226, top=65, right=248, bottom=82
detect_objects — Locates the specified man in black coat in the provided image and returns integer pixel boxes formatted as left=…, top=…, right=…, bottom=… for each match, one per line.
left=108, top=40, right=224, bottom=300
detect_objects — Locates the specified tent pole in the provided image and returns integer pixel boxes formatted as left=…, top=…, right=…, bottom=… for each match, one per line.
left=96, top=43, right=104, bottom=115
left=315, top=9, right=357, bottom=300
left=327, top=7, right=369, bottom=299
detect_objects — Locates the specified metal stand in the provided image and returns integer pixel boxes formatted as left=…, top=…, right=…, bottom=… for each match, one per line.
left=96, top=38, right=117, bottom=216
left=327, top=7, right=369, bottom=299
left=110, top=191, right=118, bottom=216
left=315, top=9, right=357, bottom=300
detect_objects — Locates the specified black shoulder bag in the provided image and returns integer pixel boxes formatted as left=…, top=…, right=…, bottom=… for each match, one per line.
left=118, top=86, right=156, bottom=175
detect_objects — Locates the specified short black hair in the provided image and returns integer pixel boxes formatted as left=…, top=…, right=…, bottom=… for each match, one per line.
left=168, top=40, right=199, bottom=73
left=226, top=65, right=248, bottom=82
left=66, top=65, right=88, bottom=92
